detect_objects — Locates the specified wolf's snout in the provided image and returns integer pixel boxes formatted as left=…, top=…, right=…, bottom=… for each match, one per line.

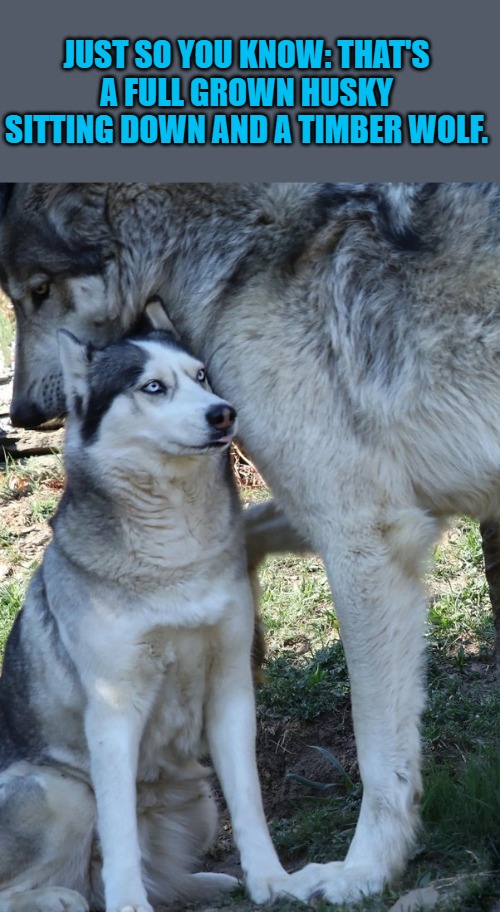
left=206, top=403, right=236, bottom=431
left=10, top=400, right=47, bottom=429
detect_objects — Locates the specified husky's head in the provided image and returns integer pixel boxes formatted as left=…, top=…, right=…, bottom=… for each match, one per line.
left=58, top=328, right=237, bottom=466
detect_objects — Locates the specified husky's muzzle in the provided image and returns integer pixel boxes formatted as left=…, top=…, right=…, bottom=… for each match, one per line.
left=206, top=403, right=237, bottom=445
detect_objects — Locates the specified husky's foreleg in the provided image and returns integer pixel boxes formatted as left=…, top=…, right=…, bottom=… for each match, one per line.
left=85, top=698, right=151, bottom=912
left=206, top=580, right=319, bottom=904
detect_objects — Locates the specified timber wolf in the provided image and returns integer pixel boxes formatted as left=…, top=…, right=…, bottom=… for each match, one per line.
left=1, top=181, right=500, bottom=903
left=0, top=315, right=309, bottom=912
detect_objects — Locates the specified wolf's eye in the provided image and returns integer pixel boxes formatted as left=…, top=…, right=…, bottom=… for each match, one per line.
left=31, top=282, right=51, bottom=306
left=196, top=368, right=207, bottom=384
left=141, top=379, right=166, bottom=395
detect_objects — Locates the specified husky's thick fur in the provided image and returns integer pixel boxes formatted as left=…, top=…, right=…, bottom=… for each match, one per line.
left=0, top=323, right=309, bottom=912
left=1, top=182, right=500, bottom=903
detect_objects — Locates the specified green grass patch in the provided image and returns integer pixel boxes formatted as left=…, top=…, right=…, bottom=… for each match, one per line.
left=271, top=793, right=360, bottom=864
left=422, top=748, right=500, bottom=864
left=0, top=579, right=25, bottom=664
left=27, top=495, right=58, bottom=523
left=258, top=644, right=349, bottom=722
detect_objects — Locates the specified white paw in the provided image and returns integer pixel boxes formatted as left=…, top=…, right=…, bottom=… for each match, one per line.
left=189, top=872, right=240, bottom=897
left=106, top=903, right=153, bottom=912
left=245, top=870, right=310, bottom=905
left=286, top=861, right=386, bottom=904
left=202, top=873, right=239, bottom=894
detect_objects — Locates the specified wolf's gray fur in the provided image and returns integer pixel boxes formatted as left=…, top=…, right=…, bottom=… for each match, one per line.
left=1, top=182, right=500, bottom=903
left=0, top=326, right=311, bottom=912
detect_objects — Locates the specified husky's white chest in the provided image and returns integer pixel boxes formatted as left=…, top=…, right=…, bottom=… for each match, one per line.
left=135, top=625, right=215, bottom=780
left=46, top=552, right=252, bottom=782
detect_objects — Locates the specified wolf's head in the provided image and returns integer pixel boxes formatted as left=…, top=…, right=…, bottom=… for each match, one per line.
left=0, top=183, right=123, bottom=428
left=58, top=328, right=237, bottom=473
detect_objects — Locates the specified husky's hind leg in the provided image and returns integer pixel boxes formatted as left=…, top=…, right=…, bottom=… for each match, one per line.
left=0, top=762, right=96, bottom=912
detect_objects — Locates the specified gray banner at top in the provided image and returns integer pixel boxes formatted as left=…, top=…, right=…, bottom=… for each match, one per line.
left=0, top=0, right=497, bottom=182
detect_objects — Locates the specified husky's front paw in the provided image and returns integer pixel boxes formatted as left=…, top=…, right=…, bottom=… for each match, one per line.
left=106, top=893, right=153, bottom=912
left=107, top=905, right=153, bottom=912
left=245, top=870, right=307, bottom=905
left=104, top=877, right=153, bottom=912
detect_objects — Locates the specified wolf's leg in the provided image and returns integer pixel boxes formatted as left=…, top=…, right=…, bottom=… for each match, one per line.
left=85, top=700, right=151, bottom=912
left=479, top=520, right=500, bottom=674
left=244, top=500, right=310, bottom=571
left=138, top=774, right=238, bottom=903
left=0, top=762, right=95, bottom=912
left=244, top=500, right=311, bottom=675
left=285, top=496, right=437, bottom=904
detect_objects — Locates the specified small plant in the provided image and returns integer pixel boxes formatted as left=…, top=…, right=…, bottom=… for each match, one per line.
left=286, top=745, right=356, bottom=792
left=28, top=496, right=58, bottom=524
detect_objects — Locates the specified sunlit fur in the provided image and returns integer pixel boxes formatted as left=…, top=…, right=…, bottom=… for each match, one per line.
left=1, top=182, right=500, bottom=903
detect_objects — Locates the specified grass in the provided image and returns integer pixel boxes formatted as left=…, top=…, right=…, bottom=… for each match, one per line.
left=0, top=469, right=498, bottom=910
left=27, top=495, right=58, bottom=523
left=0, top=453, right=63, bottom=502
left=422, top=749, right=500, bottom=862
left=0, top=579, right=25, bottom=662
left=258, top=644, right=349, bottom=722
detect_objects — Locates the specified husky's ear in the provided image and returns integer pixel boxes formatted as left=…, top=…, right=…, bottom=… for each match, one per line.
left=57, top=330, right=93, bottom=415
left=143, top=296, right=180, bottom=339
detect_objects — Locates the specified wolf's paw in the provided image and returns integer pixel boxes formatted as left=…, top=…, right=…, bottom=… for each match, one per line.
left=0, top=887, right=89, bottom=912
left=286, top=861, right=386, bottom=904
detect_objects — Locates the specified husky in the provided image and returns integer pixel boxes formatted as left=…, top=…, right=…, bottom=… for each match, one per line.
left=0, top=314, right=312, bottom=912
left=1, top=181, right=499, bottom=904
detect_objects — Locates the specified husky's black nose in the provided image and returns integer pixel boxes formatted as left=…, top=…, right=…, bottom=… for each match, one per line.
left=206, top=403, right=236, bottom=431
left=10, top=400, right=48, bottom=429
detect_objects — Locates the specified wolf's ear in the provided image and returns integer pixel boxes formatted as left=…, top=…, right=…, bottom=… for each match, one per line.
left=58, top=330, right=93, bottom=415
left=46, top=184, right=112, bottom=248
left=143, top=296, right=180, bottom=339
left=0, top=183, right=14, bottom=221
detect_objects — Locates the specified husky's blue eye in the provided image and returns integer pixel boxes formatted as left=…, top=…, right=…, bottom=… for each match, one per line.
left=141, top=380, right=166, bottom=395
left=197, top=369, right=206, bottom=384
